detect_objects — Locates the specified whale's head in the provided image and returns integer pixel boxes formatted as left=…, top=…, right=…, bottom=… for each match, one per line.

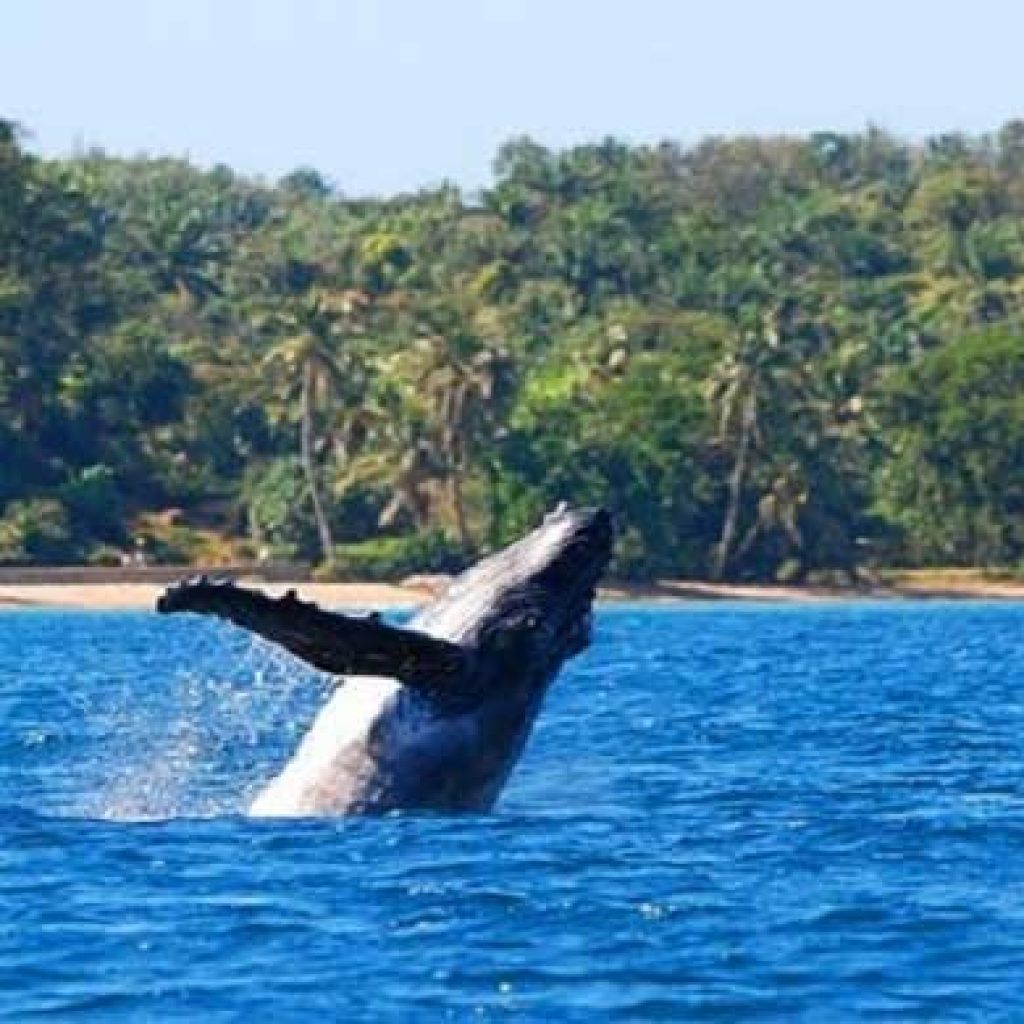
left=413, top=504, right=615, bottom=699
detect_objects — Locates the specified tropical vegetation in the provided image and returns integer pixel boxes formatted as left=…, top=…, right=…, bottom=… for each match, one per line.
left=2, top=117, right=1024, bottom=581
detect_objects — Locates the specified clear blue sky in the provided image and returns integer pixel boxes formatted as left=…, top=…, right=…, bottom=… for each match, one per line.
left=3, top=0, right=1022, bottom=195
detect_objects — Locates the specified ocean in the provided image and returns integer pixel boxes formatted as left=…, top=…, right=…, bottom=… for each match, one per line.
left=3, top=602, right=1024, bottom=1020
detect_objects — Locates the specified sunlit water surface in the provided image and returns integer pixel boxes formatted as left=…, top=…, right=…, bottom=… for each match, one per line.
left=3, top=603, right=1024, bottom=1020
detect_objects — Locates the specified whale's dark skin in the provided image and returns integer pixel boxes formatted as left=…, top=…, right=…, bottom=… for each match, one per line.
left=157, top=505, right=614, bottom=816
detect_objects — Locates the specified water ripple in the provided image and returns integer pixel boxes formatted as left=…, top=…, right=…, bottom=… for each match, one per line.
left=2, top=603, right=1024, bottom=1019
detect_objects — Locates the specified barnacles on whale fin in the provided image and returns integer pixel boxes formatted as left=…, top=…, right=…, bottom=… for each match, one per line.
left=155, top=577, right=470, bottom=697
left=156, top=574, right=238, bottom=614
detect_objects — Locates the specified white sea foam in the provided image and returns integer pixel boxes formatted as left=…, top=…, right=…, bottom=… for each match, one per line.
left=84, top=634, right=329, bottom=821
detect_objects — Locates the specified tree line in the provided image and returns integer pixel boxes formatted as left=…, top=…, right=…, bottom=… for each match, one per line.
left=2, top=117, right=1024, bottom=581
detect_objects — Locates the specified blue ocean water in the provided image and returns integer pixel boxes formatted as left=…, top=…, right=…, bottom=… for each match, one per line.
left=3, top=602, right=1024, bottom=1021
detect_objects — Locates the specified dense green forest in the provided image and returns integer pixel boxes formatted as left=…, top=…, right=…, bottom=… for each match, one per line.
left=2, top=117, right=1024, bottom=581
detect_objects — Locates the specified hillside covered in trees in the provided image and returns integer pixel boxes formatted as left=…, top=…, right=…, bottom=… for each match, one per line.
left=2, top=117, right=1024, bottom=581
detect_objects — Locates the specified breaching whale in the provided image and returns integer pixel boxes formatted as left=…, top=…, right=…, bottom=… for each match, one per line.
left=156, top=505, right=613, bottom=816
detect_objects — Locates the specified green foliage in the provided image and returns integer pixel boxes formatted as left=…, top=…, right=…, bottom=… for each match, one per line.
left=243, top=458, right=319, bottom=561
left=323, top=531, right=465, bottom=582
left=0, top=499, right=75, bottom=565
left=3, top=120, right=1024, bottom=578
left=876, top=328, right=1024, bottom=566
left=58, top=465, right=125, bottom=545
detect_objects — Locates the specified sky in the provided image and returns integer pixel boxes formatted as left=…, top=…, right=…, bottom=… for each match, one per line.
left=3, top=0, right=1022, bottom=195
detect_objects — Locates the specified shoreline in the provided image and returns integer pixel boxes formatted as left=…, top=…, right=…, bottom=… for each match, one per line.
left=3, top=575, right=1024, bottom=610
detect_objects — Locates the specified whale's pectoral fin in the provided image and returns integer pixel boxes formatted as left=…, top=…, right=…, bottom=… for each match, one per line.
left=156, top=577, right=468, bottom=694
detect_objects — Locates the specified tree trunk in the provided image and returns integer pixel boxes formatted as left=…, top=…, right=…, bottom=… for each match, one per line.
left=485, top=459, right=503, bottom=550
left=301, top=360, right=333, bottom=563
left=712, top=386, right=757, bottom=581
left=448, top=466, right=472, bottom=553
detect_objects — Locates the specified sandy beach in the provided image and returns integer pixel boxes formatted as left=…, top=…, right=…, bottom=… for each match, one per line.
left=0, top=580, right=432, bottom=611
left=3, top=573, right=1024, bottom=610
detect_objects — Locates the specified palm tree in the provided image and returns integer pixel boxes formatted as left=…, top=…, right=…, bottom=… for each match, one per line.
left=706, top=309, right=815, bottom=580
left=122, top=202, right=224, bottom=308
left=376, top=439, right=443, bottom=533
left=408, top=307, right=515, bottom=552
left=261, top=292, right=345, bottom=563
left=707, top=348, right=760, bottom=581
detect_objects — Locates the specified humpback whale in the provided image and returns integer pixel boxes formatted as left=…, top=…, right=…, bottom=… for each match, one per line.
left=156, top=505, right=613, bottom=816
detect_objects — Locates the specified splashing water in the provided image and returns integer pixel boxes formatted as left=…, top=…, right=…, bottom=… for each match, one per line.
left=80, top=630, right=334, bottom=821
